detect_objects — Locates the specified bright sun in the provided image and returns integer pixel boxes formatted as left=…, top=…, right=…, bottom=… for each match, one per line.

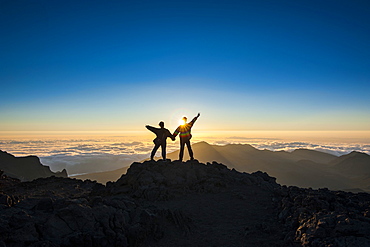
left=179, top=119, right=186, bottom=125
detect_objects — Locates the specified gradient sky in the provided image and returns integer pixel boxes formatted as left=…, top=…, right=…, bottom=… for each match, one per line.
left=1, top=0, right=370, bottom=132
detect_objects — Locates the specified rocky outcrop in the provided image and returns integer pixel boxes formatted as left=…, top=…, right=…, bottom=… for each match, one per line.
left=276, top=186, right=370, bottom=246
left=0, top=150, right=67, bottom=181
left=106, top=160, right=280, bottom=200
left=0, top=173, right=175, bottom=247
left=1, top=158, right=370, bottom=246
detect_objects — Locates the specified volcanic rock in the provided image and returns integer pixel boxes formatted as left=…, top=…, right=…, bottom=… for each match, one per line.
left=1, top=158, right=370, bottom=246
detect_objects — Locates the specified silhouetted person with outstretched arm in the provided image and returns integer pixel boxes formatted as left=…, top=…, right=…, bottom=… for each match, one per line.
left=146, top=121, right=175, bottom=161
left=173, top=113, right=200, bottom=161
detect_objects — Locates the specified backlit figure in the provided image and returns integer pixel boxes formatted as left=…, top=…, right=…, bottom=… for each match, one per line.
left=146, top=121, right=175, bottom=161
left=173, top=113, right=200, bottom=161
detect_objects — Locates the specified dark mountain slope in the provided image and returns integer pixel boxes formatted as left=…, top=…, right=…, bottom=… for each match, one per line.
left=67, top=142, right=368, bottom=192
left=168, top=141, right=232, bottom=165
left=71, top=166, right=129, bottom=183
left=167, top=142, right=351, bottom=190
left=290, top=148, right=337, bottom=163
left=0, top=150, right=67, bottom=181
left=330, top=151, right=370, bottom=177
left=283, top=160, right=352, bottom=190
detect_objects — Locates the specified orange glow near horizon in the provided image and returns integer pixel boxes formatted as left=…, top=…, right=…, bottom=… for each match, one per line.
left=1, top=130, right=370, bottom=144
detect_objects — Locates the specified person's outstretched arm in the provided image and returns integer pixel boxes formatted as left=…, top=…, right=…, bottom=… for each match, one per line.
left=146, top=125, right=158, bottom=134
left=190, top=113, right=200, bottom=124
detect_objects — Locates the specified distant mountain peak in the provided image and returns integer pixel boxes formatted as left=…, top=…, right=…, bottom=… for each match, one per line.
left=193, top=141, right=211, bottom=146
left=347, top=151, right=369, bottom=157
left=0, top=150, right=15, bottom=159
left=329, top=150, right=370, bottom=178
left=334, top=150, right=370, bottom=162
left=228, top=143, right=256, bottom=148
left=0, top=150, right=67, bottom=181
left=193, top=141, right=255, bottom=148
left=292, top=148, right=318, bottom=153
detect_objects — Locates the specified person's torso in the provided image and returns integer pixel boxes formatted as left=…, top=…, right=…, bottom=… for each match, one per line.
left=157, top=128, right=170, bottom=141
left=178, top=123, right=193, bottom=138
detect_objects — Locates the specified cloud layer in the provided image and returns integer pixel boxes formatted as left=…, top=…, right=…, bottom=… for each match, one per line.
left=0, top=136, right=178, bottom=175
left=1, top=135, right=369, bottom=176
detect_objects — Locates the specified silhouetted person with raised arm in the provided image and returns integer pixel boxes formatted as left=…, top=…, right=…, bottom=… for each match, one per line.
left=173, top=113, right=200, bottom=161
left=146, top=121, right=175, bottom=161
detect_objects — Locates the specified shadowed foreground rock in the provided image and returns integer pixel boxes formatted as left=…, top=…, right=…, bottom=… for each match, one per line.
left=277, top=186, right=370, bottom=246
left=1, top=159, right=370, bottom=246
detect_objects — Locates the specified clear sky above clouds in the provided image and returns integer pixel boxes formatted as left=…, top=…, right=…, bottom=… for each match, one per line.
left=1, top=0, right=369, bottom=132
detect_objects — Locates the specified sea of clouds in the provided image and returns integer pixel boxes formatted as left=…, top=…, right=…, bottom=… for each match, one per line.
left=1, top=135, right=369, bottom=176
left=0, top=137, right=178, bottom=175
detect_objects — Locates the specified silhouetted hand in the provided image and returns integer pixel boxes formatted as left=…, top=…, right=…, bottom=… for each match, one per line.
left=196, top=113, right=200, bottom=118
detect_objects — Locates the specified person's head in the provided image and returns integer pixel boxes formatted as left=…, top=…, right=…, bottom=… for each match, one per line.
left=182, top=116, right=187, bottom=123
left=159, top=121, right=164, bottom=128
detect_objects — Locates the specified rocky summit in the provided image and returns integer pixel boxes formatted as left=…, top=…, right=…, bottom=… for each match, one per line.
left=1, top=159, right=370, bottom=247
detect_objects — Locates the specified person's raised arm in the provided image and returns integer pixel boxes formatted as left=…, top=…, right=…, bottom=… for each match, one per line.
left=190, top=113, right=200, bottom=124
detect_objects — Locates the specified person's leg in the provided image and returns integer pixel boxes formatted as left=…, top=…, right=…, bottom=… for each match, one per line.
left=161, top=141, right=167, bottom=160
left=151, top=143, right=160, bottom=160
left=179, top=139, right=185, bottom=161
left=186, top=140, right=194, bottom=160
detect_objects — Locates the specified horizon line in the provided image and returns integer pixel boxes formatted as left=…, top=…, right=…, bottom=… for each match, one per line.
left=1, top=130, right=370, bottom=133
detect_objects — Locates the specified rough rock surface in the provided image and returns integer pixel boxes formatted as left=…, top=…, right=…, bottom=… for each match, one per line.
left=1, top=159, right=370, bottom=246
left=277, top=186, right=370, bottom=246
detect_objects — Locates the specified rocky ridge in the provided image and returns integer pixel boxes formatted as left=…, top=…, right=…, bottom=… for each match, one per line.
left=1, top=159, right=370, bottom=246
left=71, top=142, right=370, bottom=192
left=0, top=150, right=67, bottom=181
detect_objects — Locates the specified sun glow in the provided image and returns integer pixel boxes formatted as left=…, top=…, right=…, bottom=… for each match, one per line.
left=179, top=119, right=186, bottom=126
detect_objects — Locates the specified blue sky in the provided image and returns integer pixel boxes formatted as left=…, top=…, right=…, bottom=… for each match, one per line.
left=1, top=0, right=370, bottom=131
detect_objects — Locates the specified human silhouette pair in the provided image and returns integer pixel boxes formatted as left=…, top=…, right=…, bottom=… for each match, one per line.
left=146, top=113, right=200, bottom=161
